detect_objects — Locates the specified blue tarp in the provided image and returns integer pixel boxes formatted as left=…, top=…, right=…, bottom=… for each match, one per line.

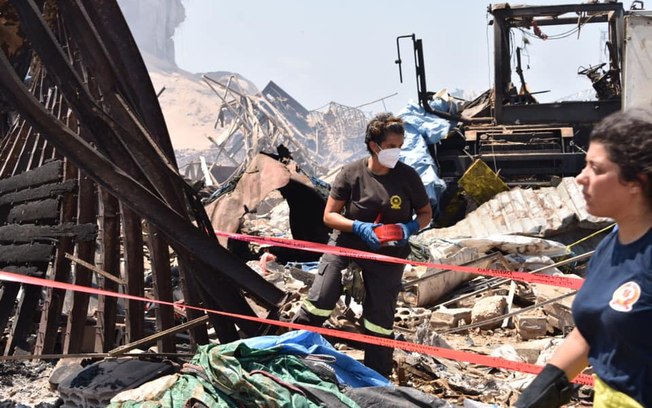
left=241, top=330, right=391, bottom=388
left=398, top=98, right=456, bottom=210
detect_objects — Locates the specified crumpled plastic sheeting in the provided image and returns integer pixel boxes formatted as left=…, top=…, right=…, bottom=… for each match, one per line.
left=242, top=330, right=390, bottom=388
left=398, top=99, right=455, bottom=209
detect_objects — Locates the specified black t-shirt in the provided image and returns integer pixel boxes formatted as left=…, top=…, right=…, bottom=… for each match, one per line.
left=329, top=158, right=429, bottom=257
left=573, top=228, right=652, bottom=405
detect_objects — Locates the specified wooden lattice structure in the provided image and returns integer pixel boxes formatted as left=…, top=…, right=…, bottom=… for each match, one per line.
left=0, top=0, right=286, bottom=357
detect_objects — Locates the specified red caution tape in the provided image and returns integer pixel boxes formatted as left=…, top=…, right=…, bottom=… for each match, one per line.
left=0, top=269, right=593, bottom=387
left=216, top=231, right=584, bottom=290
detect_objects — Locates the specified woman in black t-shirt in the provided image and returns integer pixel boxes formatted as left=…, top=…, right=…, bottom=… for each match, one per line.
left=293, top=113, right=432, bottom=378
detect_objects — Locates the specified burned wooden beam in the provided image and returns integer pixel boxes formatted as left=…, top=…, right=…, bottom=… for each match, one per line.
left=121, top=205, right=145, bottom=344
left=4, top=284, right=41, bottom=355
left=95, top=190, right=120, bottom=352
left=0, top=243, right=53, bottom=264
left=143, top=222, right=175, bottom=353
left=63, top=173, right=97, bottom=354
left=0, top=223, right=96, bottom=243
left=0, top=178, right=76, bottom=206
left=34, top=160, right=78, bottom=355
left=6, top=198, right=59, bottom=224
left=0, top=159, right=62, bottom=192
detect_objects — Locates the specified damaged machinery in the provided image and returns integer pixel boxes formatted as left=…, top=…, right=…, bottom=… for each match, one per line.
left=396, top=1, right=651, bottom=188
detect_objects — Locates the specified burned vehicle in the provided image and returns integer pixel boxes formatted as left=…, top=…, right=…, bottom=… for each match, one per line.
left=396, top=1, right=650, bottom=189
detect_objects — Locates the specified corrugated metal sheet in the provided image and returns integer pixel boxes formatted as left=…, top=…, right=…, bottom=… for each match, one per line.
left=422, top=177, right=611, bottom=241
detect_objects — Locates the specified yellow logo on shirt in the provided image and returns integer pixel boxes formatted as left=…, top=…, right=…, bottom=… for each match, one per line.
left=390, top=195, right=402, bottom=210
left=609, top=281, right=641, bottom=312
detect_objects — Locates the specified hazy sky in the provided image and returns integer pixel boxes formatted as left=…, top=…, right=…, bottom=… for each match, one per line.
left=175, top=1, right=613, bottom=114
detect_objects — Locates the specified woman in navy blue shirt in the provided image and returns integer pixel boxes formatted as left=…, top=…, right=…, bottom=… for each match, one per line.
left=516, top=107, right=652, bottom=408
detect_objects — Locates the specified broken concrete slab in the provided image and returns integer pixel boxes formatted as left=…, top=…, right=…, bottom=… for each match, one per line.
left=514, top=313, right=548, bottom=340
left=470, top=296, right=507, bottom=330
left=429, top=307, right=472, bottom=329
left=420, top=177, right=612, bottom=241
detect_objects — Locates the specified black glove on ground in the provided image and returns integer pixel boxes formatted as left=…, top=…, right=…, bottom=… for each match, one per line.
left=515, top=363, right=573, bottom=408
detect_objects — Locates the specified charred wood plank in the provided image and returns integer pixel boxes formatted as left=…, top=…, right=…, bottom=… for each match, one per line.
left=7, top=198, right=59, bottom=224
left=0, top=179, right=76, bottom=206
left=0, top=160, right=62, bottom=193
left=0, top=282, right=20, bottom=341
left=143, top=222, right=175, bottom=353
left=120, top=205, right=144, bottom=343
left=4, top=284, right=41, bottom=355
left=63, top=172, right=97, bottom=354
left=0, top=265, right=40, bottom=275
left=72, top=0, right=177, bottom=164
left=0, top=222, right=96, bottom=243
left=34, top=160, right=77, bottom=355
left=95, top=190, right=120, bottom=352
left=0, top=243, right=54, bottom=264
left=176, top=262, right=209, bottom=346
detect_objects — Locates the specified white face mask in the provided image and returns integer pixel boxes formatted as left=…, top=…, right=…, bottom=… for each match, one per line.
left=377, top=146, right=401, bottom=168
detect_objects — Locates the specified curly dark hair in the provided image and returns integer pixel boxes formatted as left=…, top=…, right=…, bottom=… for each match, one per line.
left=364, top=113, right=404, bottom=154
left=590, top=107, right=652, bottom=200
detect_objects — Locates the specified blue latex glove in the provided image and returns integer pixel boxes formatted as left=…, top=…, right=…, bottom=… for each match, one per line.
left=352, top=220, right=382, bottom=250
left=397, top=220, right=420, bottom=247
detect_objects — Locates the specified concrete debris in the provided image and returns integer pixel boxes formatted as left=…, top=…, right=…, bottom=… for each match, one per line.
left=429, top=307, right=473, bottom=330
left=421, top=177, right=611, bottom=241
left=470, top=296, right=507, bottom=331
left=514, top=313, right=549, bottom=340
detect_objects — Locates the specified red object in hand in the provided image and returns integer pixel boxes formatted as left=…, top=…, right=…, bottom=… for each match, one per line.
left=373, top=224, right=404, bottom=244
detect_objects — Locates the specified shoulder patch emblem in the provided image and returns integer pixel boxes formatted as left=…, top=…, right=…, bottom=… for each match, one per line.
left=390, top=195, right=402, bottom=210
left=609, top=281, right=641, bottom=312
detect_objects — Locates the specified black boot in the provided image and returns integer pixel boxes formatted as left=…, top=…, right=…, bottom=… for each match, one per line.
left=363, top=333, right=394, bottom=378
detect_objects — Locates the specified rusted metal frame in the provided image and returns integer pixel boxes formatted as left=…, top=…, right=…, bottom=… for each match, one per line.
left=493, top=2, right=624, bottom=19
left=493, top=11, right=509, bottom=124
left=120, top=204, right=145, bottom=344
left=143, top=222, right=175, bottom=353
left=0, top=18, right=285, bottom=318
left=4, top=284, right=42, bottom=355
left=34, top=159, right=78, bottom=355
left=75, top=0, right=177, bottom=165
left=95, top=190, right=120, bottom=352
left=63, top=170, right=96, bottom=354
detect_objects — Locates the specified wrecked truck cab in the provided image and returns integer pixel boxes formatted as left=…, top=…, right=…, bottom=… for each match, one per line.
left=397, top=2, right=649, bottom=189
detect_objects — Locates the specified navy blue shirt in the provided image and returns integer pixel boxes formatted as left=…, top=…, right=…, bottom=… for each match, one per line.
left=573, top=228, right=652, bottom=405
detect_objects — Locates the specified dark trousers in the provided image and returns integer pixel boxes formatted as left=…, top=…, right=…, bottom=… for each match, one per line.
left=294, top=252, right=405, bottom=377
